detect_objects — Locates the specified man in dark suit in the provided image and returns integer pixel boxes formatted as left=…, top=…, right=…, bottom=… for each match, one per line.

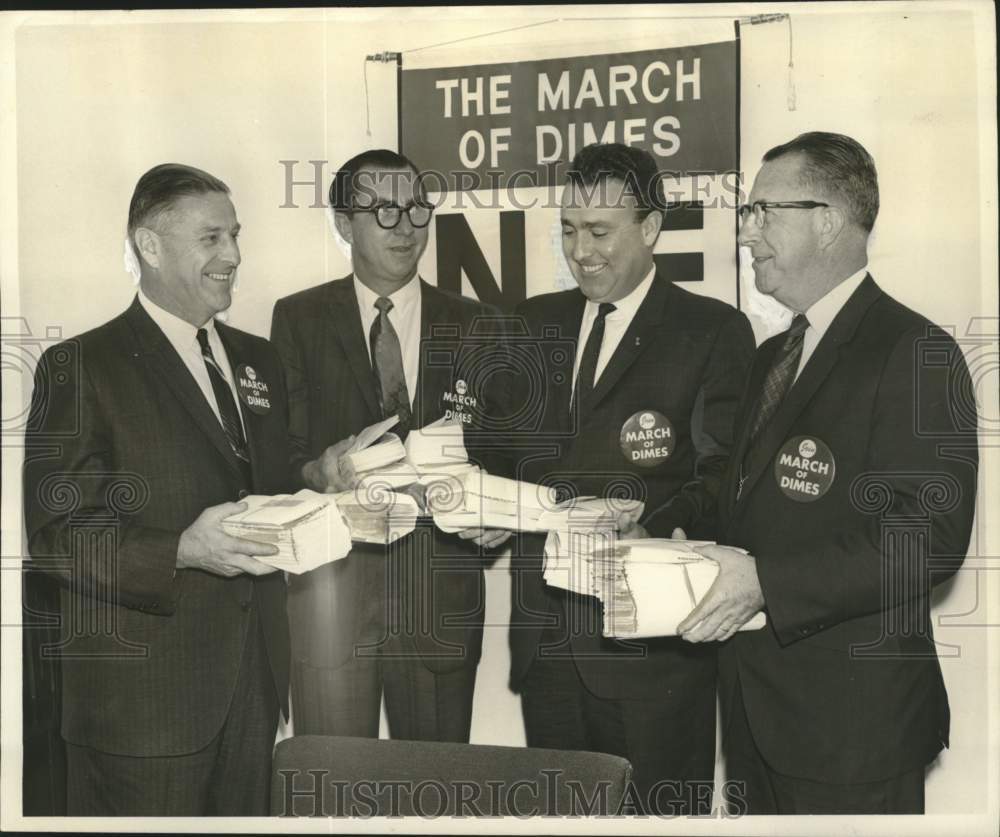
left=499, top=143, right=755, bottom=814
left=679, top=132, right=979, bottom=814
left=270, top=149, right=501, bottom=743
left=23, top=164, right=291, bottom=815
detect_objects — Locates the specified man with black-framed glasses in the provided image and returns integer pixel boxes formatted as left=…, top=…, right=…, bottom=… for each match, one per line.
left=269, top=148, right=503, bottom=743
left=679, top=131, right=978, bottom=814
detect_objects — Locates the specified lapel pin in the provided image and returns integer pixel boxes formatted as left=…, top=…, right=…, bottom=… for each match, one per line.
left=635, top=336, right=641, bottom=347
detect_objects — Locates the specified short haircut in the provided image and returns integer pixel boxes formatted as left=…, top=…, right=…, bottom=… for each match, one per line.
left=127, top=163, right=230, bottom=246
left=763, top=132, right=880, bottom=232
left=329, top=148, right=422, bottom=211
left=566, top=142, right=666, bottom=216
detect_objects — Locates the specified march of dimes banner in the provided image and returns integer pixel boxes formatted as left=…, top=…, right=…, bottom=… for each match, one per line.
left=399, top=30, right=740, bottom=312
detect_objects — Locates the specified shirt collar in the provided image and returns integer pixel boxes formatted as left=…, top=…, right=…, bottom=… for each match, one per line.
left=353, top=273, right=422, bottom=315
left=803, top=266, right=868, bottom=336
left=137, top=287, right=216, bottom=347
left=585, top=265, right=656, bottom=320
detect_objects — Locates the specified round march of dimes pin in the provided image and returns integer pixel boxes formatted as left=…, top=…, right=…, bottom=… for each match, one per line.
left=773, top=435, right=835, bottom=501
left=235, top=363, right=272, bottom=415
left=619, top=410, right=675, bottom=467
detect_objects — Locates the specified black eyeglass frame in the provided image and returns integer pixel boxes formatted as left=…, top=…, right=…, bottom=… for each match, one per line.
left=737, top=200, right=830, bottom=226
left=350, top=201, right=434, bottom=230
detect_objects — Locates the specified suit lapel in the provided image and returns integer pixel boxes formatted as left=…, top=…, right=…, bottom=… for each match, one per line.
left=736, top=275, right=883, bottom=505
left=413, top=281, right=453, bottom=426
left=123, top=298, right=244, bottom=480
left=551, top=291, right=587, bottom=434
left=588, top=273, right=669, bottom=408
left=216, top=323, right=262, bottom=489
left=327, top=277, right=381, bottom=421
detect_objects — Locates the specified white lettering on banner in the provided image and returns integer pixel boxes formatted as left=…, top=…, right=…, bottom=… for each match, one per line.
left=535, top=117, right=683, bottom=164
left=608, top=65, right=639, bottom=105
left=435, top=78, right=459, bottom=117
left=538, top=70, right=570, bottom=111
left=537, top=59, right=702, bottom=112
left=490, top=75, right=511, bottom=114
left=460, top=76, right=484, bottom=117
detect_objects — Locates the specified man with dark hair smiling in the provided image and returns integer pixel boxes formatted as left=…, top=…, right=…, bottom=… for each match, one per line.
left=501, top=142, right=755, bottom=814
left=271, top=149, right=503, bottom=744
left=680, top=132, right=978, bottom=814
left=23, top=163, right=291, bottom=815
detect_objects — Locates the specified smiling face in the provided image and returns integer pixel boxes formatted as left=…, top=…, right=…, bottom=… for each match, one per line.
left=560, top=178, right=660, bottom=304
left=337, top=165, right=428, bottom=297
left=139, top=191, right=241, bottom=327
left=738, top=154, right=828, bottom=312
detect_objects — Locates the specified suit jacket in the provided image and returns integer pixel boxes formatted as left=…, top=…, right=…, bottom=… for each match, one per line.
left=23, top=297, right=291, bottom=757
left=270, top=276, right=503, bottom=674
left=504, top=273, right=756, bottom=698
left=717, top=275, right=978, bottom=784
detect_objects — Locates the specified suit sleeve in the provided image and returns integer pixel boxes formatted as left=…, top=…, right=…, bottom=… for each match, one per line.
left=645, top=308, right=756, bottom=537
left=23, top=344, right=184, bottom=613
left=270, top=298, right=311, bottom=489
left=757, top=325, right=978, bottom=644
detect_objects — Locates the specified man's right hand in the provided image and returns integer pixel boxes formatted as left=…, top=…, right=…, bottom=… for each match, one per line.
left=177, top=502, right=280, bottom=577
left=302, top=435, right=356, bottom=493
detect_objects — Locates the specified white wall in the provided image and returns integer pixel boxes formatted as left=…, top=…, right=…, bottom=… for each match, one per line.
left=4, top=2, right=996, bottom=820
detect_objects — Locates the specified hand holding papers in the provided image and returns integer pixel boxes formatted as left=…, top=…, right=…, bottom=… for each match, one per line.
left=543, top=536, right=767, bottom=639
left=339, top=415, right=418, bottom=492
left=221, top=490, right=352, bottom=574
left=222, top=488, right=421, bottom=573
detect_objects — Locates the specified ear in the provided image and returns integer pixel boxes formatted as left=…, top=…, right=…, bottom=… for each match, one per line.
left=816, top=205, right=846, bottom=250
left=333, top=211, right=354, bottom=244
left=640, top=210, right=662, bottom=247
left=133, top=227, right=161, bottom=270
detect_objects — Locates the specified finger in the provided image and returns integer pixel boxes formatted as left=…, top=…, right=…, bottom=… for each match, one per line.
left=671, top=527, right=688, bottom=540
left=236, top=556, right=279, bottom=576
left=211, top=501, right=247, bottom=520
left=225, top=534, right=280, bottom=556
left=457, top=528, right=485, bottom=540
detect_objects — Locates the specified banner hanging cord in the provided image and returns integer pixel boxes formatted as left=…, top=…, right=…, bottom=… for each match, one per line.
left=786, top=14, right=796, bottom=112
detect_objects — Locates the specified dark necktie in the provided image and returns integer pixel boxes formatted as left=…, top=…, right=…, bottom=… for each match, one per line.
left=196, top=328, right=251, bottom=483
left=739, top=314, right=809, bottom=487
left=369, top=296, right=412, bottom=434
left=574, top=302, right=616, bottom=415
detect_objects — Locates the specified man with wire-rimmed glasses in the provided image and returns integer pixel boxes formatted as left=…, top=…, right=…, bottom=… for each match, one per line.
left=678, top=132, right=978, bottom=814
left=270, top=149, right=503, bottom=743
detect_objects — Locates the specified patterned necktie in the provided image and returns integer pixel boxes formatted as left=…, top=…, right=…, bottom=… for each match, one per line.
left=196, top=328, right=252, bottom=482
left=574, top=302, right=616, bottom=415
left=370, top=296, right=412, bottom=434
left=742, top=313, right=809, bottom=461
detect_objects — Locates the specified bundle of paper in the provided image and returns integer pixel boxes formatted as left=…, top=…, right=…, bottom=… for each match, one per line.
left=405, top=415, right=469, bottom=471
left=433, top=471, right=561, bottom=533
left=339, top=415, right=418, bottom=491
left=538, top=496, right=645, bottom=532
left=543, top=537, right=767, bottom=638
left=332, top=489, right=420, bottom=544
left=221, top=489, right=352, bottom=574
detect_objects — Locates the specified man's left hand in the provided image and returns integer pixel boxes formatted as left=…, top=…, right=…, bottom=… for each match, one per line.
left=457, top=528, right=513, bottom=549
left=678, top=544, right=765, bottom=643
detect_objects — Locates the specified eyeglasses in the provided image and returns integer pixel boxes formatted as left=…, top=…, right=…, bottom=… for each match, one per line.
left=737, top=201, right=829, bottom=227
left=351, top=201, right=433, bottom=230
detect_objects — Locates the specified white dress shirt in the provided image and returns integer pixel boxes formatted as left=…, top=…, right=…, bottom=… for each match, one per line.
left=571, top=266, right=657, bottom=400
left=137, top=289, right=245, bottom=434
left=354, top=274, right=422, bottom=405
left=795, top=266, right=868, bottom=381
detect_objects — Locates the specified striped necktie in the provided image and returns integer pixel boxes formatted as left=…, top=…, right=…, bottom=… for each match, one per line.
left=196, top=328, right=251, bottom=480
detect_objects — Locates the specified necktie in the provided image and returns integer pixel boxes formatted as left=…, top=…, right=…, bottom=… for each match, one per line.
left=574, top=302, right=616, bottom=415
left=370, top=296, right=412, bottom=434
left=739, top=314, right=809, bottom=488
left=196, top=328, right=251, bottom=483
